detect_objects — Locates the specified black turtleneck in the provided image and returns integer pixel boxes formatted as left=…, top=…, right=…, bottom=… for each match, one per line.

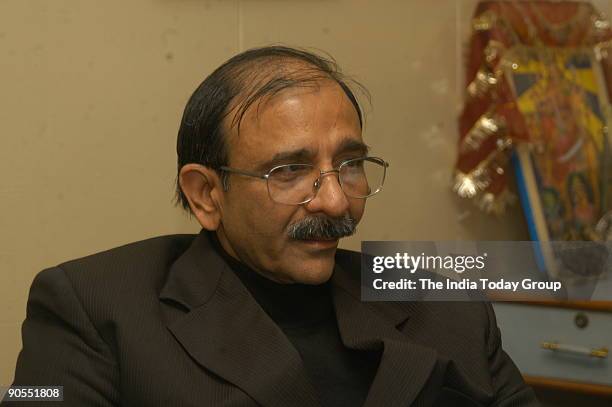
left=209, top=232, right=380, bottom=407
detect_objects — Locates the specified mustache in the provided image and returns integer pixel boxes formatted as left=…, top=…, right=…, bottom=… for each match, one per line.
left=287, top=216, right=357, bottom=240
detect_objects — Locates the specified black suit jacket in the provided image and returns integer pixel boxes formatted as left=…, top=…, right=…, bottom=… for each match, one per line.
left=6, top=230, right=539, bottom=406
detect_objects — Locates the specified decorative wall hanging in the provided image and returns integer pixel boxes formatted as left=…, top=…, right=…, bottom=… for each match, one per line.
left=455, top=0, right=612, bottom=242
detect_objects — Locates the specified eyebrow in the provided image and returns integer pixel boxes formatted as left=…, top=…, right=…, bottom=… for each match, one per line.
left=256, top=148, right=314, bottom=171
left=335, top=138, right=370, bottom=157
left=257, top=138, right=370, bottom=171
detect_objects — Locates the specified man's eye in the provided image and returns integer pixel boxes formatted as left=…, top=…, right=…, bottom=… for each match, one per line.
left=272, top=165, right=311, bottom=181
left=284, top=164, right=307, bottom=173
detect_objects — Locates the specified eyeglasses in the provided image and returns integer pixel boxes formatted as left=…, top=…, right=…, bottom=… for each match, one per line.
left=219, top=156, right=389, bottom=205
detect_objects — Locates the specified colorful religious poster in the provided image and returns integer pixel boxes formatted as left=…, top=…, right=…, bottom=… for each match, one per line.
left=454, top=1, right=612, bottom=246
left=505, top=46, right=611, bottom=242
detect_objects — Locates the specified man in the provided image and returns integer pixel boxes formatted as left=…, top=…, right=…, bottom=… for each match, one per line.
left=6, top=46, right=539, bottom=406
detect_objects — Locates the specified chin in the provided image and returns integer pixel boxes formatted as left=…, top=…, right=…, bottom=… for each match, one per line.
left=279, top=243, right=338, bottom=284
left=290, top=261, right=335, bottom=285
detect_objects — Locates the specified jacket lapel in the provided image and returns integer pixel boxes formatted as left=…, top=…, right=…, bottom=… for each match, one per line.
left=160, top=232, right=438, bottom=407
left=159, top=231, right=319, bottom=407
left=331, top=256, right=438, bottom=407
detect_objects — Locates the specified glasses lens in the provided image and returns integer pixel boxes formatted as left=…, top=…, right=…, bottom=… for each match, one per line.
left=267, top=164, right=318, bottom=204
left=339, top=157, right=386, bottom=198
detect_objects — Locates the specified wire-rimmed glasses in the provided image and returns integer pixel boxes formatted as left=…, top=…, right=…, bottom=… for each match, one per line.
left=219, top=157, right=389, bottom=205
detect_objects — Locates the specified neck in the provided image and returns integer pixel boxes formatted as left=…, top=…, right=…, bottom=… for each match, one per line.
left=208, top=229, right=334, bottom=325
left=214, top=227, right=293, bottom=284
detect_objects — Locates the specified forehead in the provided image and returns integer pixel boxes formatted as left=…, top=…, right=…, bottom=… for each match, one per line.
left=225, top=81, right=363, bottom=165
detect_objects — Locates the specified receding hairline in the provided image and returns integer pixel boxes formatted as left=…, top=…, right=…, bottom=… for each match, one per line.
left=218, top=53, right=365, bottom=135
left=225, top=76, right=354, bottom=131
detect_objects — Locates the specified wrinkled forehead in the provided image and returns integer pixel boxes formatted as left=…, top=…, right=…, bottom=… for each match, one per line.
left=224, top=80, right=364, bottom=166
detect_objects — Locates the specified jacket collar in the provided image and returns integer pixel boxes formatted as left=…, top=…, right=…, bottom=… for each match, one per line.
left=160, top=230, right=437, bottom=407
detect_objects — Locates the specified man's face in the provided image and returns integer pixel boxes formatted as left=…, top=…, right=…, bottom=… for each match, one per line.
left=216, top=80, right=366, bottom=284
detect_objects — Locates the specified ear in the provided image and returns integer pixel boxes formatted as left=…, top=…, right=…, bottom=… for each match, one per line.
left=178, top=163, right=224, bottom=231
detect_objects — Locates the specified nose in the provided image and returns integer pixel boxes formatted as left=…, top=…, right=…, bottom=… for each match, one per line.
left=305, top=170, right=350, bottom=217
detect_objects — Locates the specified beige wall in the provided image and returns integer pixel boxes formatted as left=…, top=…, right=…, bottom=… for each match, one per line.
left=1, top=0, right=610, bottom=384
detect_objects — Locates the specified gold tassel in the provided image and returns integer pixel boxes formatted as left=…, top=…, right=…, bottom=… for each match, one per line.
left=593, top=13, right=611, bottom=34
left=472, top=10, right=497, bottom=31
left=460, top=110, right=506, bottom=153
left=467, top=66, right=499, bottom=98
left=453, top=169, right=492, bottom=199
left=466, top=41, right=506, bottom=99
left=454, top=138, right=513, bottom=200
left=484, top=40, right=505, bottom=64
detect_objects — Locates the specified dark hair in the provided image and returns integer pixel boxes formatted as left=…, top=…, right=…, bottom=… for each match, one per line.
left=174, top=45, right=368, bottom=213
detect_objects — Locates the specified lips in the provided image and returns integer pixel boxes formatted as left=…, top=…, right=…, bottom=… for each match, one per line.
left=298, top=238, right=339, bottom=249
left=302, top=237, right=336, bottom=241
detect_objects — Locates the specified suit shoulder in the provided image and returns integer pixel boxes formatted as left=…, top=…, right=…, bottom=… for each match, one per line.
left=59, top=234, right=195, bottom=269
left=56, top=234, right=196, bottom=291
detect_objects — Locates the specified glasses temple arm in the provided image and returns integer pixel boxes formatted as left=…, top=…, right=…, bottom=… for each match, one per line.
left=219, top=166, right=268, bottom=180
